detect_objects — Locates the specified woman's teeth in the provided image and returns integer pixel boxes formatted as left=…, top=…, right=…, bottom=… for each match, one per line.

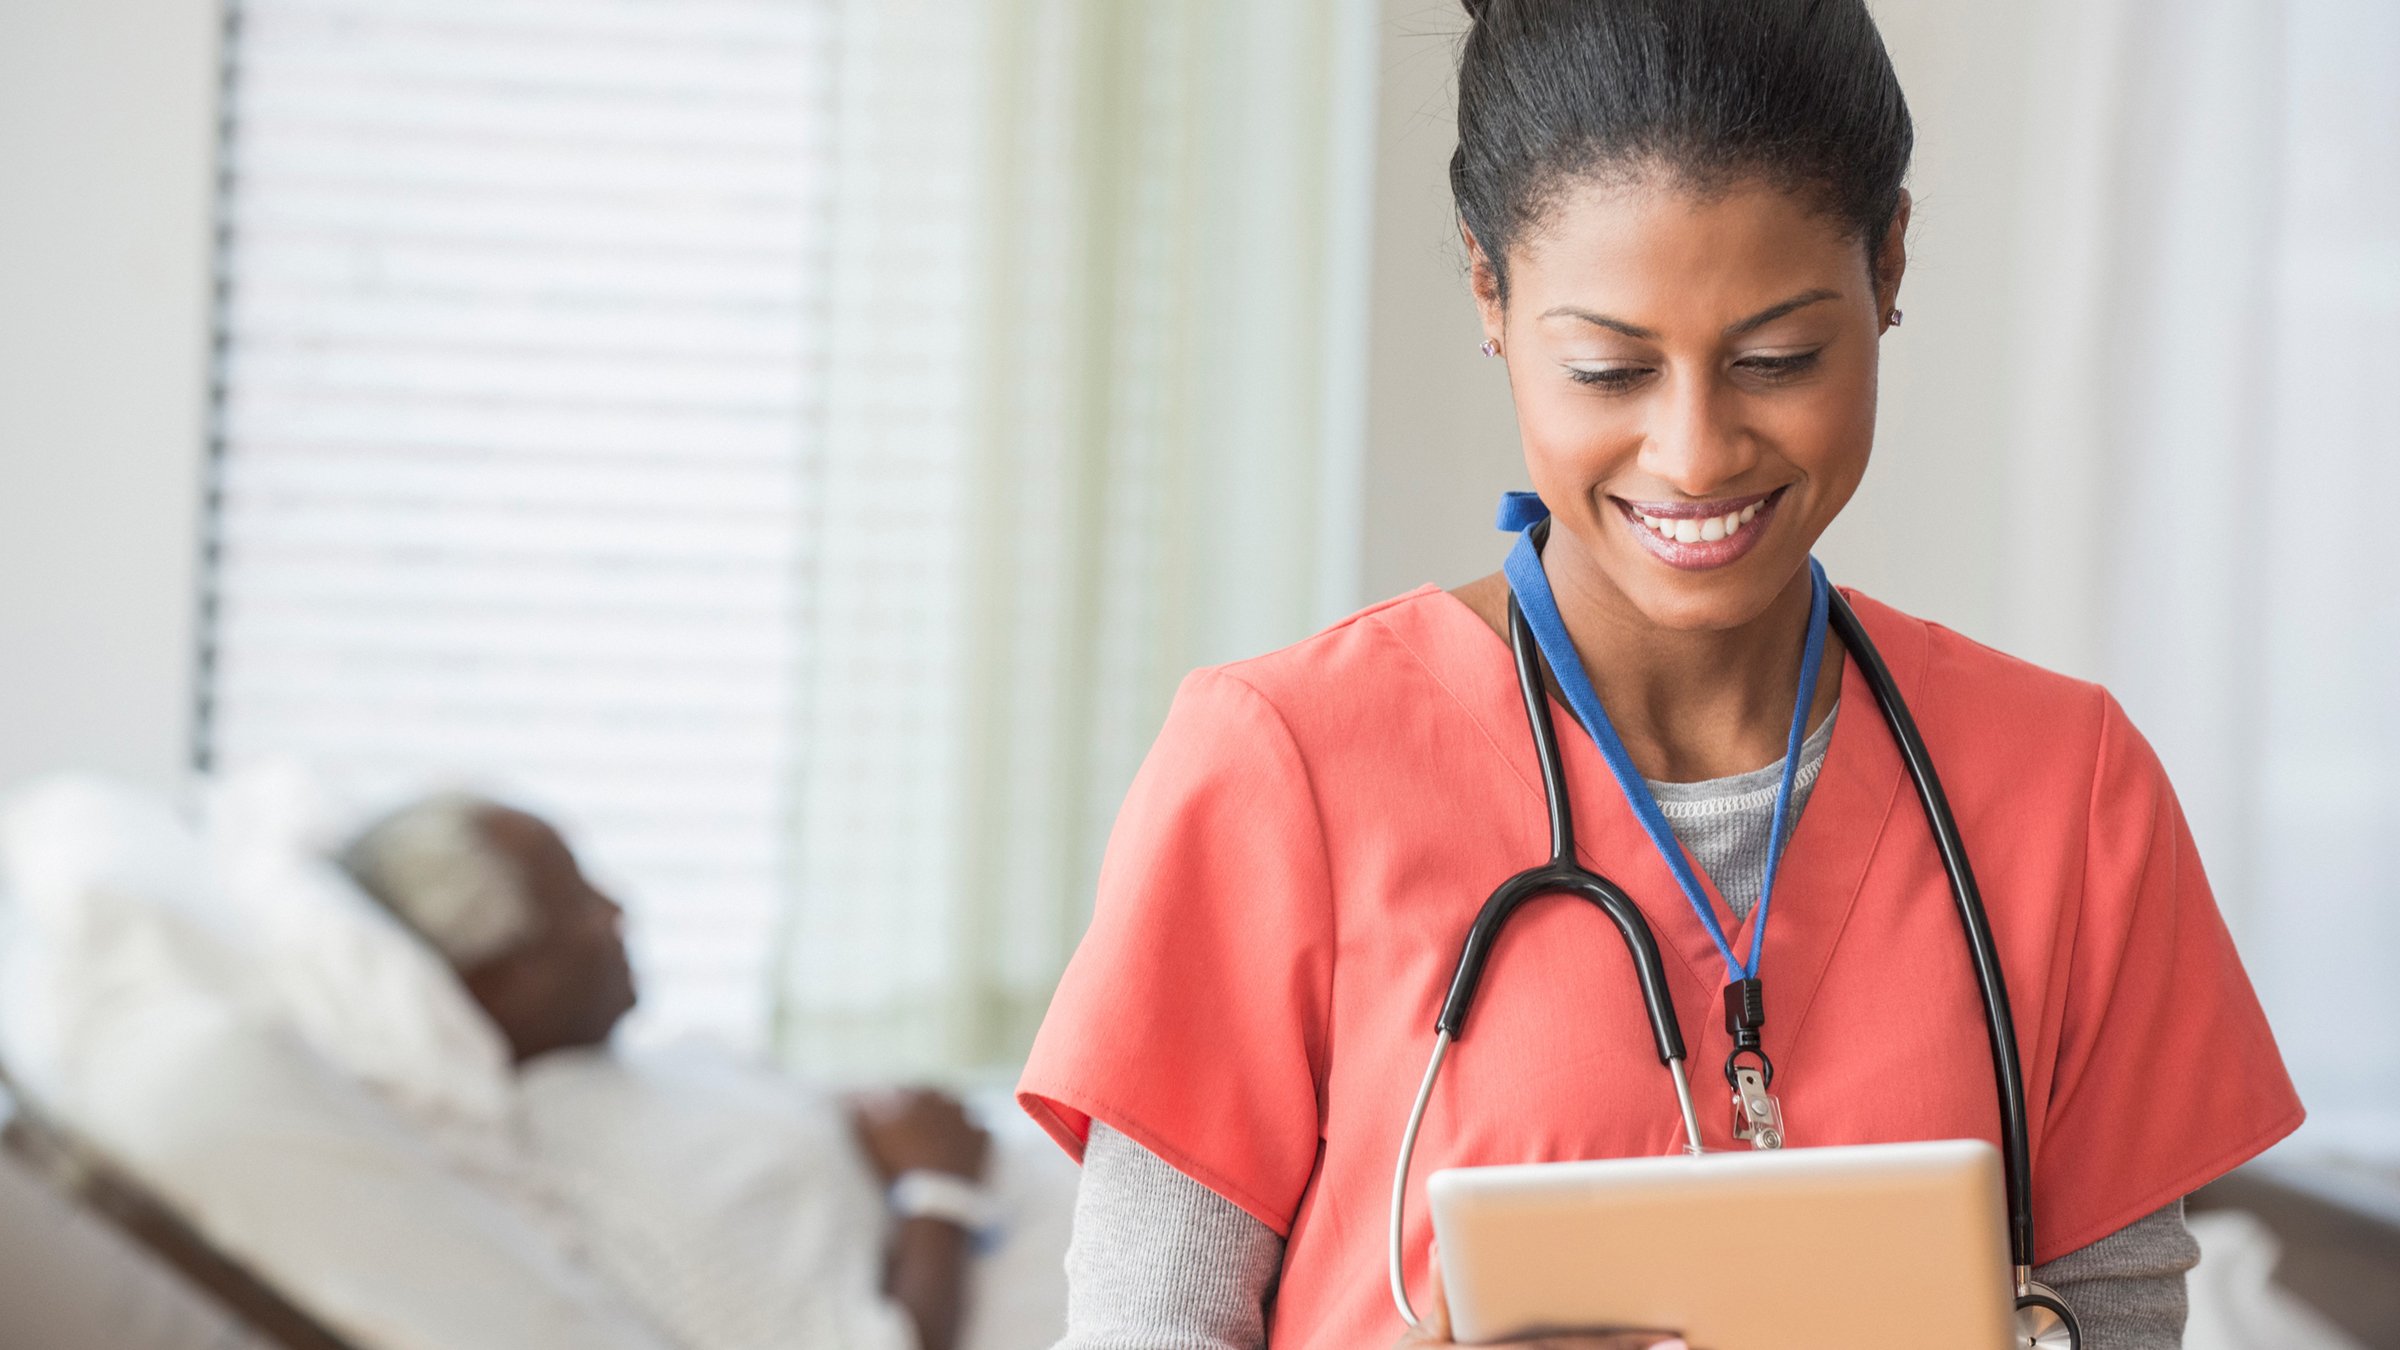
left=1634, top=500, right=1764, bottom=544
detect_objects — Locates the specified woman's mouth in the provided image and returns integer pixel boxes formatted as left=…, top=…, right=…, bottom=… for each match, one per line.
left=1611, top=486, right=1786, bottom=570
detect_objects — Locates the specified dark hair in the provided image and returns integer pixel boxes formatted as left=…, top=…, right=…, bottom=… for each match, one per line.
left=1452, top=0, right=1913, bottom=302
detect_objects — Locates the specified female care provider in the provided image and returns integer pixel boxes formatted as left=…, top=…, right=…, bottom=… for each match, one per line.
left=1016, top=2, right=2304, bottom=1347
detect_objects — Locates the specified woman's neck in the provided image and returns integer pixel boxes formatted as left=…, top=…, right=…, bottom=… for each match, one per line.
left=1450, top=547, right=1844, bottom=784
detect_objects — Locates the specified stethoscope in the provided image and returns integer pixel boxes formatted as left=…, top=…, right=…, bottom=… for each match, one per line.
left=1386, top=520, right=2080, bottom=1350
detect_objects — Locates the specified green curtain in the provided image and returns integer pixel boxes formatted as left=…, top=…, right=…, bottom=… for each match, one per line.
left=771, top=0, right=1378, bottom=1078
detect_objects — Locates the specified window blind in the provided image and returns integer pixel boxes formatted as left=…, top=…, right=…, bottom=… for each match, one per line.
left=199, top=0, right=837, bottom=1048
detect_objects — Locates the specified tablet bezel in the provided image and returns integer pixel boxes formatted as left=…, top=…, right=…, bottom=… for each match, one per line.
left=1425, top=1138, right=2017, bottom=1349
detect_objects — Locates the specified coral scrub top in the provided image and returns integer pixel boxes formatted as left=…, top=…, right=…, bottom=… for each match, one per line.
left=1018, top=584, right=2303, bottom=1348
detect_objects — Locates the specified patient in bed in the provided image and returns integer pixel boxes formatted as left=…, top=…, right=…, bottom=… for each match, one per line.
left=333, top=793, right=1042, bottom=1350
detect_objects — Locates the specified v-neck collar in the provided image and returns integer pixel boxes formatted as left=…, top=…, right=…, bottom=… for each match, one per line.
left=1386, top=584, right=1917, bottom=1062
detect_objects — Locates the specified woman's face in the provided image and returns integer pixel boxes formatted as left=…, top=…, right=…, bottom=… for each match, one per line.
left=1476, top=173, right=1905, bottom=634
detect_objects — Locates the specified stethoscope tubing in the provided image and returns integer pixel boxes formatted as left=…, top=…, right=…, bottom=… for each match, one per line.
left=1440, top=600, right=1683, bottom=1062
left=1388, top=581, right=2065, bottom=1341
left=1823, top=591, right=2038, bottom=1289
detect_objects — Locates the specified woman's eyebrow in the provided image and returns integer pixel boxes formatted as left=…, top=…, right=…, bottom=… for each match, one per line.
left=1539, top=306, right=1659, bottom=339
left=1539, top=288, right=1843, bottom=340
left=1724, top=288, right=1841, bottom=336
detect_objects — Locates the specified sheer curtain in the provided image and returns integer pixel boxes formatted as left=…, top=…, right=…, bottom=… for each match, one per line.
left=2001, top=0, right=2399, bottom=1159
left=772, top=0, right=1379, bottom=1075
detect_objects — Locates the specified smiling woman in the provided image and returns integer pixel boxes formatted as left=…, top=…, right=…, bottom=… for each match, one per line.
left=1484, top=188, right=1888, bottom=617
left=1446, top=178, right=1893, bottom=781
left=1016, top=2, right=2302, bottom=1348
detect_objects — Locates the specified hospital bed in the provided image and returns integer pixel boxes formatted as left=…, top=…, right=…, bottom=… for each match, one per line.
left=0, top=1065, right=351, bottom=1350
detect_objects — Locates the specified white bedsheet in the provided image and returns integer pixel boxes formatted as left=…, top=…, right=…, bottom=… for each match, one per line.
left=519, top=1047, right=1072, bottom=1350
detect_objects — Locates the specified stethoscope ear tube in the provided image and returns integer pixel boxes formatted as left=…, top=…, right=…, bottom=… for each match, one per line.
left=1509, top=580, right=1578, bottom=864
left=1435, top=866, right=1686, bottom=1066
left=1392, top=593, right=1708, bottom=1329
left=1824, top=592, right=2039, bottom=1283
left=1433, top=593, right=1687, bottom=1061
left=1436, top=594, right=1688, bottom=1067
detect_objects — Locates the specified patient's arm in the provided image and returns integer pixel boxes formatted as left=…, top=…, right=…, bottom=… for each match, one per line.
left=848, top=1089, right=990, bottom=1350
left=887, top=1216, right=975, bottom=1350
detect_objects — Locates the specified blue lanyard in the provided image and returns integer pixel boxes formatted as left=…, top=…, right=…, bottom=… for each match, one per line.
left=1495, top=492, right=1830, bottom=985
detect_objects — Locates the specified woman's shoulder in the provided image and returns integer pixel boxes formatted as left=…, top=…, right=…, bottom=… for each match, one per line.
left=1842, top=588, right=2153, bottom=790
left=1180, top=583, right=1484, bottom=724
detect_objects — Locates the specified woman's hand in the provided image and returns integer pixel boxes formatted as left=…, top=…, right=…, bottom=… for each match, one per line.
left=1393, top=1258, right=1691, bottom=1350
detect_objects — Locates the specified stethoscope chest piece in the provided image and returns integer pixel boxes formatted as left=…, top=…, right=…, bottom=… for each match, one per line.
left=2015, top=1284, right=2080, bottom=1349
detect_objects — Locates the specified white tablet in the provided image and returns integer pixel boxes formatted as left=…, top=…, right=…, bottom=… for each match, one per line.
left=1426, top=1139, right=2016, bottom=1349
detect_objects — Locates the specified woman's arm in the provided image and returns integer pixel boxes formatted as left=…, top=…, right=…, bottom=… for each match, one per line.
left=2030, top=1201, right=2200, bottom=1350
left=1058, top=1121, right=1285, bottom=1350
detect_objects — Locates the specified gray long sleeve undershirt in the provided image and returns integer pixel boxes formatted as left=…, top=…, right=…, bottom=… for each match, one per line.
left=1056, top=704, right=2203, bottom=1347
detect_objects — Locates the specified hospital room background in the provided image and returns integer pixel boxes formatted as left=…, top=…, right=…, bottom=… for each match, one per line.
left=0, top=0, right=2393, bottom=1346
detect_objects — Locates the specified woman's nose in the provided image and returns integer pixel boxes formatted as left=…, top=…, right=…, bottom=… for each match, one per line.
left=1640, top=369, right=1758, bottom=496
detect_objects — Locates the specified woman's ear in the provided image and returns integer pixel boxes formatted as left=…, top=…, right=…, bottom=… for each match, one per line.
left=1875, top=189, right=1911, bottom=328
left=1462, top=223, right=1504, bottom=352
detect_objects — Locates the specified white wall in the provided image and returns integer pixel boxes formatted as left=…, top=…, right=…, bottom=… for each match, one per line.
left=0, top=1, right=222, bottom=799
left=1357, top=0, right=2044, bottom=651
left=1358, top=3, right=1520, bottom=603
left=1822, top=3, right=2040, bottom=650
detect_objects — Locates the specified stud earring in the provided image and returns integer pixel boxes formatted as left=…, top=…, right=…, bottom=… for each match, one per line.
left=1480, top=338, right=1499, bottom=357
left=1886, top=309, right=1904, bottom=327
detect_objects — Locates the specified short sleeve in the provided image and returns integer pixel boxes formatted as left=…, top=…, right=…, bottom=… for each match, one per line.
left=2031, top=692, right=2304, bottom=1261
left=1017, top=667, right=1336, bottom=1237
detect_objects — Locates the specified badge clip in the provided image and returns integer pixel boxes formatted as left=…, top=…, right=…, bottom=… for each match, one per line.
left=1730, top=1062, right=1783, bottom=1150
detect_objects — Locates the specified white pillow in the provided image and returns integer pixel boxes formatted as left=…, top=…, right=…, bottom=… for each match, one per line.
left=0, top=775, right=257, bottom=1105
left=205, top=761, right=515, bottom=1134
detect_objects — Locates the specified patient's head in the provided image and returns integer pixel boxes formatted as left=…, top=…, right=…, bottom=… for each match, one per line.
left=339, top=793, right=637, bottom=1062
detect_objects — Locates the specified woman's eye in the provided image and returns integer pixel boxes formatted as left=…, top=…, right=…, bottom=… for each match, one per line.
left=1566, top=352, right=1822, bottom=390
left=1736, top=350, right=1822, bottom=380
left=1565, top=365, right=1651, bottom=390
